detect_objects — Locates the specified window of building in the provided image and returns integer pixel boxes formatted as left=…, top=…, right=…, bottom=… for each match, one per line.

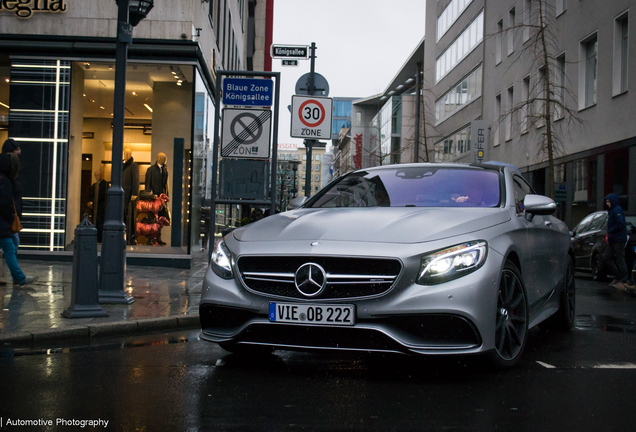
left=613, top=13, right=629, bottom=95
left=222, top=0, right=227, bottom=63
left=521, top=75, right=530, bottom=133
left=315, top=164, right=320, bottom=171
left=434, top=125, right=471, bottom=162
left=573, top=159, right=587, bottom=194
left=580, top=33, right=598, bottom=109
left=315, top=174, right=320, bottom=182
left=436, top=11, right=483, bottom=82
left=208, top=0, right=217, bottom=30
left=556, top=0, right=567, bottom=17
left=302, top=164, right=306, bottom=171
left=435, top=65, right=482, bottom=123
left=537, top=67, right=546, bottom=128
left=556, top=54, right=566, bottom=119
left=332, top=119, right=352, bottom=134
left=494, top=94, right=501, bottom=147
left=508, top=7, right=516, bottom=56
left=303, top=154, right=307, bottom=160
left=496, top=19, right=503, bottom=65
left=216, top=0, right=222, bottom=46
left=437, top=0, right=474, bottom=41
left=506, top=86, right=514, bottom=141
left=315, top=185, right=319, bottom=192
left=523, top=0, right=531, bottom=42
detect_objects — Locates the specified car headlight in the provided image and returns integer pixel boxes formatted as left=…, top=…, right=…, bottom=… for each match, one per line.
left=211, top=239, right=234, bottom=279
left=417, top=241, right=488, bottom=285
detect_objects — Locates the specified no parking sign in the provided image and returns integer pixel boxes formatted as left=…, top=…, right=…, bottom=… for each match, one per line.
left=290, top=95, right=333, bottom=139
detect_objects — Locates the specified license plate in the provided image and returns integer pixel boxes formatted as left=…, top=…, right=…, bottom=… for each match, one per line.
left=269, top=302, right=355, bottom=326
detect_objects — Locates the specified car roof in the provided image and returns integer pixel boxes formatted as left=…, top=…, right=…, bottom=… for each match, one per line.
left=356, top=162, right=504, bottom=174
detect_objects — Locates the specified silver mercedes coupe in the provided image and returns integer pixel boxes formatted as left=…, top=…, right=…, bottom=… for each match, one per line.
left=199, top=163, right=575, bottom=367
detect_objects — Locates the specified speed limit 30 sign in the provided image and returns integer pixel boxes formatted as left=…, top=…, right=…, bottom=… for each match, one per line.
left=290, top=95, right=333, bottom=139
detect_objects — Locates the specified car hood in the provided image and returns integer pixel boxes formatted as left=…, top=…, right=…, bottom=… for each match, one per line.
left=233, top=207, right=511, bottom=244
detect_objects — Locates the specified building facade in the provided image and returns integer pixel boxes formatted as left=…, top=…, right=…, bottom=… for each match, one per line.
left=424, top=0, right=636, bottom=227
left=336, top=37, right=425, bottom=178
left=0, top=0, right=273, bottom=266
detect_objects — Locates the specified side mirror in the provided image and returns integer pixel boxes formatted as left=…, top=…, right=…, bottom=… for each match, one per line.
left=288, top=196, right=308, bottom=210
left=523, top=194, right=556, bottom=221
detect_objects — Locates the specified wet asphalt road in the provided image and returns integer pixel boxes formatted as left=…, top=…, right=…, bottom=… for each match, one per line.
left=1, top=275, right=636, bottom=431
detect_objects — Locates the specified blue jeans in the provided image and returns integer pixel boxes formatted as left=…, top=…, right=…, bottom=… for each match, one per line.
left=0, top=236, right=25, bottom=283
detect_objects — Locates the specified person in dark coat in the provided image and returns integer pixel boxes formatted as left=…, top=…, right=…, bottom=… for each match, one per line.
left=122, top=148, right=139, bottom=243
left=604, top=193, right=629, bottom=288
left=87, top=169, right=108, bottom=242
left=0, top=153, right=38, bottom=286
left=144, top=153, right=169, bottom=246
left=2, top=139, right=22, bottom=249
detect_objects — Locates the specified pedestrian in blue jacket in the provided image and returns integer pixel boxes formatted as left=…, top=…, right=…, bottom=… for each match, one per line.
left=604, top=193, right=628, bottom=288
left=0, top=153, right=38, bottom=286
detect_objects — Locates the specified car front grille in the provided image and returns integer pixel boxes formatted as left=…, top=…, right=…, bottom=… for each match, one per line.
left=237, top=256, right=402, bottom=300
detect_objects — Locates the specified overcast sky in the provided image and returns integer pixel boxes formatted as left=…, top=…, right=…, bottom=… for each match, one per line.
left=271, top=0, right=426, bottom=149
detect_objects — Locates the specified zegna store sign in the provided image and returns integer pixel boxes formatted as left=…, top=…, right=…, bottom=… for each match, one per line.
left=0, top=0, right=67, bottom=18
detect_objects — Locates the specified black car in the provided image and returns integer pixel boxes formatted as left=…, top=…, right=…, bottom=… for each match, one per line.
left=571, top=210, right=636, bottom=281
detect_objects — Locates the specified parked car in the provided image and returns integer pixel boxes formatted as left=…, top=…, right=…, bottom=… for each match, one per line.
left=200, top=163, right=575, bottom=368
left=571, top=210, right=636, bottom=281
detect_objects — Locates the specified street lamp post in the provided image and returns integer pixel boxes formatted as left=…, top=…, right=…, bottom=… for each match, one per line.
left=99, top=0, right=154, bottom=304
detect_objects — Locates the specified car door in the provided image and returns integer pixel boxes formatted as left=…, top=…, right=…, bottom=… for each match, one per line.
left=572, top=213, right=595, bottom=269
left=584, top=213, right=607, bottom=268
left=512, top=175, right=549, bottom=307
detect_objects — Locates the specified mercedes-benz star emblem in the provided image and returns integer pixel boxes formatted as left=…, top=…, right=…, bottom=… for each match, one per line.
left=294, top=263, right=327, bottom=297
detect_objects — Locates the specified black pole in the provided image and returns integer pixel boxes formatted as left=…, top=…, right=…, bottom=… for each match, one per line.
left=414, top=61, right=422, bottom=163
left=304, top=42, right=316, bottom=198
left=269, top=71, right=281, bottom=215
left=99, top=0, right=134, bottom=304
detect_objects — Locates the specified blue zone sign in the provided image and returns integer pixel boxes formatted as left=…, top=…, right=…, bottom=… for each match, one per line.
left=222, top=78, right=274, bottom=107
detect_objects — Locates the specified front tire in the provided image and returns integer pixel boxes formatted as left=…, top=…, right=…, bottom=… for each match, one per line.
left=487, top=260, right=528, bottom=369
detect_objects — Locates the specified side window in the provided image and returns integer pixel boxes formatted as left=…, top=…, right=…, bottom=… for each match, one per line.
left=512, top=175, right=533, bottom=214
left=575, top=214, right=595, bottom=234
left=589, top=213, right=606, bottom=231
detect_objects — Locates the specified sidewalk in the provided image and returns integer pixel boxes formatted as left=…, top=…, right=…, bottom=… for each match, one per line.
left=0, top=251, right=207, bottom=345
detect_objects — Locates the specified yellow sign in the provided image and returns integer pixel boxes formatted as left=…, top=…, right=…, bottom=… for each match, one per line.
left=0, top=0, right=67, bottom=19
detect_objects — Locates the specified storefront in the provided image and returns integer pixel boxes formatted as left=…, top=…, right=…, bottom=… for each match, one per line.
left=0, top=25, right=222, bottom=269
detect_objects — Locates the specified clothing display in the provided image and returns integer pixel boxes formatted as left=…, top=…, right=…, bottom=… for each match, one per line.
left=145, top=162, right=168, bottom=196
left=135, top=193, right=170, bottom=246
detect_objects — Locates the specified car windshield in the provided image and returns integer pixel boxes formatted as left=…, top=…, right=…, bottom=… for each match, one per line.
left=309, top=167, right=501, bottom=208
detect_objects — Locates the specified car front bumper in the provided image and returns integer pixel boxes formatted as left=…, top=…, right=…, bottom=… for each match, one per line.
left=199, top=237, right=506, bottom=356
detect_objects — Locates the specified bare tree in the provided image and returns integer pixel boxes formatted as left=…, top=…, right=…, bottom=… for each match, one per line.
left=494, top=0, right=584, bottom=198
left=400, top=88, right=445, bottom=163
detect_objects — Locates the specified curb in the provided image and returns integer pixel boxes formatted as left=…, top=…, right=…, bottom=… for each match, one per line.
left=0, top=314, right=201, bottom=346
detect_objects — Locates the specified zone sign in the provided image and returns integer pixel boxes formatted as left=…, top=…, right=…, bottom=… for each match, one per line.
left=290, top=95, right=333, bottom=139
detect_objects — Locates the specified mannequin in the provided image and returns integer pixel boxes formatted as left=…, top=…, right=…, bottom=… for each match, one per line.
left=122, top=147, right=139, bottom=243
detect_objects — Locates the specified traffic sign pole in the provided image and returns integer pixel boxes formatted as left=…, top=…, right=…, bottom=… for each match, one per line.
left=305, top=42, right=317, bottom=198
left=208, top=70, right=281, bottom=263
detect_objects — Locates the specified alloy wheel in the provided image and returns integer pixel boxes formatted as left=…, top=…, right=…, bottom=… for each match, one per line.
left=495, top=268, right=528, bottom=362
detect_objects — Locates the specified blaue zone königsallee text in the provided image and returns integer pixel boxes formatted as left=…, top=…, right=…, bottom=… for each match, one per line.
left=0, top=0, right=67, bottom=18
